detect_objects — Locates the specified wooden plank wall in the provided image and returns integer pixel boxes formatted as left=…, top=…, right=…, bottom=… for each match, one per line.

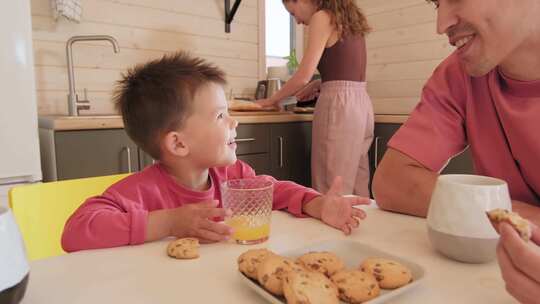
left=358, top=0, right=454, bottom=114
left=30, top=0, right=260, bottom=115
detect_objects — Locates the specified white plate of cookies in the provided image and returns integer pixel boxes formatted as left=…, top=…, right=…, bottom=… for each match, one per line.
left=237, top=240, right=425, bottom=304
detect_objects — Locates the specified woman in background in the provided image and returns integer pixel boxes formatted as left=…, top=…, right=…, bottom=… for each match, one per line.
left=257, top=0, right=373, bottom=196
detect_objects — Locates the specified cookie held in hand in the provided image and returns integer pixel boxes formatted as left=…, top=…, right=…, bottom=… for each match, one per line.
left=486, top=208, right=532, bottom=241
left=167, top=237, right=199, bottom=259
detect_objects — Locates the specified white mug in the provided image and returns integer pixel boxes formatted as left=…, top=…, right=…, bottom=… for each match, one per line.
left=427, top=174, right=511, bottom=263
left=0, top=207, right=30, bottom=303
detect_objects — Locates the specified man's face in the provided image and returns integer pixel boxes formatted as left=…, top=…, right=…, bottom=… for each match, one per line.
left=434, top=0, right=534, bottom=76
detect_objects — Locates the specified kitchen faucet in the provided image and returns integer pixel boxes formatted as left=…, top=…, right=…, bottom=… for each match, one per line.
left=66, top=35, right=120, bottom=116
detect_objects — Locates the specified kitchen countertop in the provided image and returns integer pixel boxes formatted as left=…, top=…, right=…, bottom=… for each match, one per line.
left=38, top=113, right=409, bottom=131
left=21, top=207, right=514, bottom=304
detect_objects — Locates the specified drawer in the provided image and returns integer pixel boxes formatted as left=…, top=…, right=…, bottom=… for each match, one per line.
left=235, top=124, right=270, bottom=155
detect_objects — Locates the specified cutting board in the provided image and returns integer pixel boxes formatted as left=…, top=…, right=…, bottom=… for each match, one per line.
left=229, top=110, right=287, bottom=116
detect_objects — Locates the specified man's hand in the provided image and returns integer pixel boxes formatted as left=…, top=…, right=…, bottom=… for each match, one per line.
left=497, top=222, right=540, bottom=304
left=303, top=177, right=370, bottom=235
left=147, top=200, right=233, bottom=243
left=512, top=200, right=540, bottom=227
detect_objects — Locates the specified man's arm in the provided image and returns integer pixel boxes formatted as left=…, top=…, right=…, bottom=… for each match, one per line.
left=372, top=148, right=438, bottom=217
left=374, top=149, right=540, bottom=223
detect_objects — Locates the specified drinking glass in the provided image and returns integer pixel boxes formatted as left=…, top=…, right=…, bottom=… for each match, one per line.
left=221, top=178, right=273, bottom=244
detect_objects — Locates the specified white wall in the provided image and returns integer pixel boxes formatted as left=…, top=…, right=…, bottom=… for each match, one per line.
left=30, top=0, right=455, bottom=116
left=30, top=0, right=262, bottom=115
left=359, top=0, right=453, bottom=114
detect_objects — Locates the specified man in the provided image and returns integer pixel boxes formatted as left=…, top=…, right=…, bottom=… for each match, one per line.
left=373, top=0, right=540, bottom=223
left=372, top=1, right=540, bottom=302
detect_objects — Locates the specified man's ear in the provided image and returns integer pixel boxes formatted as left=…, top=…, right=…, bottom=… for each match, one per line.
left=162, top=131, right=189, bottom=157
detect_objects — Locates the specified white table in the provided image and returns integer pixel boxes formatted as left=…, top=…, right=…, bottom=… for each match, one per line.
left=21, top=208, right=517, bottom=303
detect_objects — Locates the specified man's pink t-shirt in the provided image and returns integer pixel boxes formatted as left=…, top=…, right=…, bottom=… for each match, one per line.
left=388, top=52, right=540, bottom=205
left=61, top=161, right=320, bottom=252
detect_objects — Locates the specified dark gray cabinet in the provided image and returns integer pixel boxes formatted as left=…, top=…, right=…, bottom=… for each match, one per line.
left=237, top=154, right=271, bottom=175
left=234, top=123, right=272, bottom=176
left=235, top=122, right=312, bottom=187
left=40, top=129, right=139, bottom=181
left=367, top=123, right=474, bottom=196
left=269, top=122, right=312, bottom=186
left=40, top=122, right=313, bottom=185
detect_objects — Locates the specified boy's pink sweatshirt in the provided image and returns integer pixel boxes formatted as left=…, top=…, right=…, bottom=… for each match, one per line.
left=61, top=161, right=320, bottom=252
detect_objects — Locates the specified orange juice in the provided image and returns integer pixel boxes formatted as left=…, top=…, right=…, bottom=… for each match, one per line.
left=226, top=215, right=270, bottom=244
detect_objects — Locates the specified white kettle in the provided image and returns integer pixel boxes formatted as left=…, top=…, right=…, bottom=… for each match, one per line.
left=0, top=206, right=29, bottom=303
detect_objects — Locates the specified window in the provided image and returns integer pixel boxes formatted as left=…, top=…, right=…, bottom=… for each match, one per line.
left=265, top=1, right=295, bottom=68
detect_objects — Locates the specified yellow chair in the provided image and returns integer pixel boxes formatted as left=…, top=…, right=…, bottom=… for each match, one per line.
left=8, top=174, right=128, bottom=261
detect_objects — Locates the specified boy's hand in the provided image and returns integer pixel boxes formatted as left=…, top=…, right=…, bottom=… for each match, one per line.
left=147, top=200, right=233, bottom=243
left=303, top=177, right=370, bottom=235
left=170, top=200, right=233, bottom=243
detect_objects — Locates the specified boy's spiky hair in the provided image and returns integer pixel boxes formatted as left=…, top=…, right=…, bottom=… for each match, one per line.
left=113, top=52, right=226, bottom=159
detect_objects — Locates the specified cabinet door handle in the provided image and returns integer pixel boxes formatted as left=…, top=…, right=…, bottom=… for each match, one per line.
left=235, top=138, right=256, bottom=143
left=373, top=137, right=380, bottom=169
left=124, top=146, right=133, bottom=173
left=278, top=136, right=284, bottom=168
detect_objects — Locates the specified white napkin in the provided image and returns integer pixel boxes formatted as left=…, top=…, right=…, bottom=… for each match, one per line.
left=50, top=0, right=82, bottom=23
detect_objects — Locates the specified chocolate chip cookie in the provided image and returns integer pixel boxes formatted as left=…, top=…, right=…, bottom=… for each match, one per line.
left=237, top=249, right=273, bottom=280
left=166, top=238, right=199, bottom=259
left=283, top=269, right=339, bottom=304
left=331, top=269, right=380, bottom=303
left=297, top=251, right=345, bottom=277
left=359, top=257, right=413, bottom=289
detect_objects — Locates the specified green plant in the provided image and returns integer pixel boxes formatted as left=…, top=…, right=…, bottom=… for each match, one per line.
left=284, top=48, right=299, bottom=72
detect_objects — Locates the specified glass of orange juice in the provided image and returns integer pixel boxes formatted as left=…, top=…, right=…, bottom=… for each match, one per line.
left=221, top=177, right=273, bottom=244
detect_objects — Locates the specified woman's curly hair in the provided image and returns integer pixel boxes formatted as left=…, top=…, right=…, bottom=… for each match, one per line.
left=285, top=0, right=371, bottom=37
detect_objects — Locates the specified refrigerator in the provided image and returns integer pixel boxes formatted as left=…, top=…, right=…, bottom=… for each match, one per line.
left=0, top=0, right=42, bottom=207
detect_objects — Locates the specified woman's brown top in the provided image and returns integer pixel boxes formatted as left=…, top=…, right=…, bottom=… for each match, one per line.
left=317, top=34, right=367, bottom=83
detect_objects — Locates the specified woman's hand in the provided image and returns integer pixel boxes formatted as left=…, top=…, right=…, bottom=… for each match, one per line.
left=255, top=98, right=278, bottom=109
left=295, top=79, right=321, bottom=101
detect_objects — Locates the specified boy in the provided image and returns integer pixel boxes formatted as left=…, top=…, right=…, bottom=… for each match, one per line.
left=62, top=52, right=368, bottom=252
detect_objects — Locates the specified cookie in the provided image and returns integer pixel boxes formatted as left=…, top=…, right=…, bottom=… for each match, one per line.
left=360, top=258, right=413, bottom=289
left=257, top=255, right=304, bottom=295
left=237, top=249, right=273, bottom=280
left=297, top=251, right=345, bottom=277
left=285, top=258, right=307, bottom=274
left=166, top=238, right=199, bottom=259
left=487, top=208, right=532, bottom=241
left=331, top=270, right=380, bottom=303
left=283, top=270, right=339, bottom=304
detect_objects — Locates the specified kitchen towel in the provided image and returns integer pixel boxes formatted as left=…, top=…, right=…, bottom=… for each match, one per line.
left=50, top=0, right=82, bottom=23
